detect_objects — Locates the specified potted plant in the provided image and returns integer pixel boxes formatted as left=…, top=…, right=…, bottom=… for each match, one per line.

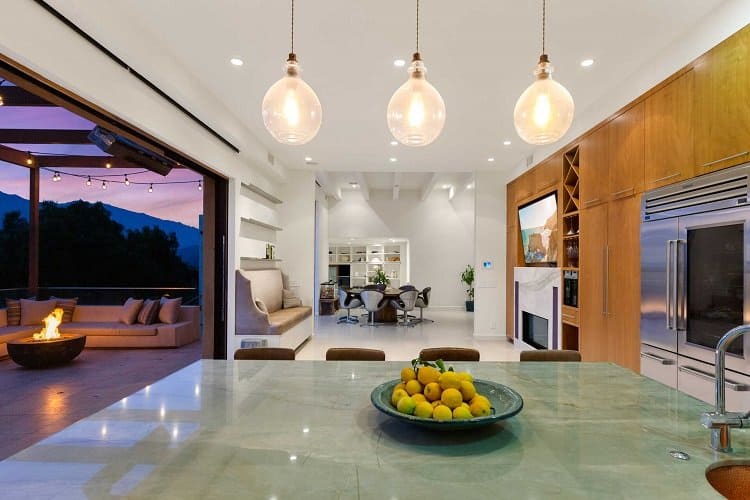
left=461, top=265, right=475, bottom=312
left=369, top=268, right=390, bottom=286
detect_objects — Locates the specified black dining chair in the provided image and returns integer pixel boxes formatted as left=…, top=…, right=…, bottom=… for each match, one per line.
left=337, top=287, right=362, bottom=324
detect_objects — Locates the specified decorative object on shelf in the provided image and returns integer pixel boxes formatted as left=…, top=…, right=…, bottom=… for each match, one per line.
left=261, top=0, right=322, bottom=145
left=461, top=264, right=475, bottom=312
left=513, top=0, right=574, bottom=145
left=387, top=0, right=445, bottom=147
left=265, top=243, right=276, bottom=260
left=369, top=268, right=391, bottom=286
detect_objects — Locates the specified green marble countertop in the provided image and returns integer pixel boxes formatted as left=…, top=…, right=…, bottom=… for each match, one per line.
left=0, top=361, right=747, bottom=499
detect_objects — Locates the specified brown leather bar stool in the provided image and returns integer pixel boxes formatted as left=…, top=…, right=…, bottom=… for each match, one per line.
left=325, top=348, right=386, bottom=361
left=519, top=350, right=581, bottom=362
left=234, top=348, right=296, bottom=360
left=419, top=347, right=480, bottom=362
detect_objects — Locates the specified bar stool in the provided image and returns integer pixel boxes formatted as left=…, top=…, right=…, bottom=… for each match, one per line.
left=419, top=347, right=480, bottom=362
left=234, top=348, right=296, bottom=360
left=391, top=289, right=418, bottom=327
left=325, top=348, right=386, bottom=361
left=360, top=289, right=387, bottom=327
left=520, top=350, right=581, bottom=362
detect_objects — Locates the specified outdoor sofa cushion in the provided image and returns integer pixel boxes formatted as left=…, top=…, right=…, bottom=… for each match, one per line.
left=20, top=299, right=57, bottom=326
left=60, top=322, right=158, bottom=336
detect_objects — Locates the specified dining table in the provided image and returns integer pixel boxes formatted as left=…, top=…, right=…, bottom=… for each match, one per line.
left=0, top=359, right=742, bottom=499
left=350, top=287, right=404, bottom=323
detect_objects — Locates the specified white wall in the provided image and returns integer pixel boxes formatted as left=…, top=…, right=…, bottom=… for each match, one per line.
left=474, top=171, right=507, bottom=337
left=314, top=186, right=329, bottom=315
left=327, top=188, right=474, bottom=308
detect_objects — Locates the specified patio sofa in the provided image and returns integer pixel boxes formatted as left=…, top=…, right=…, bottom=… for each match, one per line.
left=0, top=304, right=200, bottom=357
left=235, top=269, right=312, bottom=351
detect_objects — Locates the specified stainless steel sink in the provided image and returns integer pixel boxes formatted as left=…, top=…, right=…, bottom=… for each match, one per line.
left=706, top=460, right=750, bottom=499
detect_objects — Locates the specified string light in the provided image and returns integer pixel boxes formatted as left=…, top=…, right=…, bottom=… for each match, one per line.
left=105, top=162, right=112, bottom=169
left=148, top=184, right=153, bottom=193
left=0, top=95, right=4, bottom=107
left=25, top=152, right=33, bottom=165
left=40, top=167, right=202, bottom=190
left=86, top=176, right=92, bottom=186
left=101, top=180, right=107, bottom=190
left=124, top=175, right=130, bottom=186
left=52, top=171, right=61, bottom=182
left=198, top=180, right=202, bottom=191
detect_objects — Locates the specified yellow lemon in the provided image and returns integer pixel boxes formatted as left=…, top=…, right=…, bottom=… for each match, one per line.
left=433, top=405, right=453, bottom=421
left=459, top=380, right=477, bottom=401
left=405, top=379, right=423, bottom=396
left=417, top=366, right=440, bottom=385
left=453, top=406, right=473, bottom=420
left=461, top=402, right=471, bottom=411
left=440, top=388, right=463, bottom=409
left=423, top=382, right=442, bottom=401
left=470, top=395, right=491, bottom=408
left=393, top=382, right=405, bottom=393
left=438, top=371, right=461, bottom=390
left=412, top=393, right=427, bottom=404
left=431, top=400, right=442, bottom=408
left=469, top=400, right=491, bottom=417
left=396, top=396, right=417, bottom=415
left=401, top=367, right=417, bottom=382
left=391, top=388, right=409, bottom=407
left=456, top=372, right=474, bottom=383
left=414, top=401, right=434, bottom=419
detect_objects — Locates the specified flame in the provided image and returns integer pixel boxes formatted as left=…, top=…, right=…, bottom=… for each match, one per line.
left=33, top=308, right=63, bottom=341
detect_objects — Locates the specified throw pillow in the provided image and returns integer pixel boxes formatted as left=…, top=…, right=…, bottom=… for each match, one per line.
left=255, top=300, right=268, bottom=315
left=20, top=299, right=57, bottom=326
left=158, top=297, right=182, bottom=324
left=119, top=298, right=144, bottom=325
left=137, top=299, right=160, bottom=325
left=282, top=289, right=301, bottom=309
left=50, top=296, right=78, bottom=323
left=5, top=298, right=21, bottom=326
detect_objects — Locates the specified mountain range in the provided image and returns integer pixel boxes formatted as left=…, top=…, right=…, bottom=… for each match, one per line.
left=0, top=191, right=201, bottom=267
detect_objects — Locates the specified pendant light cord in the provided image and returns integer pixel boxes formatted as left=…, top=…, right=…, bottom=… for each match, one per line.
left=291, top=0, right=295, bottom=54
left=541, top=0, right=546, bottom=55
left=416, top=0, right=420, bottom=53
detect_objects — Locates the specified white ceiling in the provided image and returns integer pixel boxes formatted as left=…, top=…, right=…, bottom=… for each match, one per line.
left=47, top=0, right=728, bottom=175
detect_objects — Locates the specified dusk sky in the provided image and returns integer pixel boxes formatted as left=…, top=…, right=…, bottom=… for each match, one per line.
left=0, top=100, right=203, bottom=228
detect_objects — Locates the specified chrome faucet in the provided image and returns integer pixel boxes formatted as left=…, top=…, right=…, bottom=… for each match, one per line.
left=700, top=325, right=750, bottom=452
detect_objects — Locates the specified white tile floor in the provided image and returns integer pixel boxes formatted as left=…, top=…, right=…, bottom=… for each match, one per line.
left=297, top=309, right=520, bottom=361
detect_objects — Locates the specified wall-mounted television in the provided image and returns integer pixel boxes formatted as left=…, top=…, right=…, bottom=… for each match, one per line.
left=518, top=192, right=558, bottom=265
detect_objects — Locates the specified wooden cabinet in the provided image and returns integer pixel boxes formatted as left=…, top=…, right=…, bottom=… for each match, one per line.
left=579, top=203, right=609, bottom=361
left=514, top=169, right=535, bottom=203
left=534, top=153, right=562, bottom=192
left=645, top=70, right=694, bottom=189
left=505, top=227, right=518, bottom=340
left=609, top=102, right=644, bottom=199
left=579, top=124, right=609, bottom=208
left=694, top=25, right=750, bottom=173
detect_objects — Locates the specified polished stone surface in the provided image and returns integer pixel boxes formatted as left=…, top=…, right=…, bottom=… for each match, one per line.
left=0, top=360, right=746, bottom=499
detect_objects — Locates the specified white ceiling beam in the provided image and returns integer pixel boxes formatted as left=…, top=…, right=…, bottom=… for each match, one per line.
left=354, top=172, right=370, bottom=201
left=393, top=172, right=402, bottom=200
left=419, top=173, right=438, bottom=202
left=316, top=171, right=342, bottom=201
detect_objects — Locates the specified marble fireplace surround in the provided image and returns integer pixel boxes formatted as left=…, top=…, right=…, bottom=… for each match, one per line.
left=513, top=267, right=562, bottom=351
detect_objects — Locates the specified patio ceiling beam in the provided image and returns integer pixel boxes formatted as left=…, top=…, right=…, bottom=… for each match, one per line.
left=0, top=86, right=54, bottom=106
left=0, top=129, right=92, bottom=144
left=35, top=155, right=187, bottom=169
left=0, top=142, right=36, bottom=167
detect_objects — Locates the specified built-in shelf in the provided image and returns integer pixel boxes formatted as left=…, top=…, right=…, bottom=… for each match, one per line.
left=241, top=182, right=283, bottom=204
left=240, top=217, right=283, bottom=232
left=241, top=257, right=283, bottom=262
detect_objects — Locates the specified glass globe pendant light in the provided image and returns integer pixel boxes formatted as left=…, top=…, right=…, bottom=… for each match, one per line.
left=513, top=0, right=574, bottom=146
left=387, top=0, right=446, bottom=147
left=262, top=0, right=322, bottom=145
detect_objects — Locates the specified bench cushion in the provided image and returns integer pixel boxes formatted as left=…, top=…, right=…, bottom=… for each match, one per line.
left=0, top=326, right=36, bottom=339
left=267, top=306, right=312, bottom=334
left=60, top=322, right=158, bottom=336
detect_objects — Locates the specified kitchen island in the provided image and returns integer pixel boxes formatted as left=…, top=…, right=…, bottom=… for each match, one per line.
left=0, top=360, right=745, bottom=499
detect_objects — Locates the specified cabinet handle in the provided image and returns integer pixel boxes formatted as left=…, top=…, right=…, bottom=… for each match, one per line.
left=700, top=151, right=749, bottom=168
left=640, top=352, right=676, bottom=365
left=652, top=172, right=680, bottom=183
left=602, top=246, right=609, bottom=315
left=678, top=365, right=750, bottom=392
left=583, top=198, right=600, bottom=207
left=611, top=187, right=634, bottom=198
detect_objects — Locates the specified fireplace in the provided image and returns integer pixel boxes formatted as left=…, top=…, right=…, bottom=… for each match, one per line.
left=522, top=312, right=549, bottom=350
left=6, top=308, right=86, bottom=368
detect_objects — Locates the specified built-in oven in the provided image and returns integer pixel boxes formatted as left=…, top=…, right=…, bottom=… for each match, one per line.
left=641, top=162, right=750, bottom=385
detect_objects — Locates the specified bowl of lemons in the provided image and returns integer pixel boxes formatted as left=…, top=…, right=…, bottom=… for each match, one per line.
left=370, top=359, right=523, bottom=430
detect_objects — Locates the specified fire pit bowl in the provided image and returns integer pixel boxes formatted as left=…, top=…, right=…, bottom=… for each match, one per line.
left=7, top=334, right=86, bottom=368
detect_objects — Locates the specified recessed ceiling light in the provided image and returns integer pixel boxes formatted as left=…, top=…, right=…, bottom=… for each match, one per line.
left=487, top=157, right=495, bottom=162
left=393, top=59, right=406, bottom=67
left=230, top=58, right=244, bottom=66
left=503, top=140, right=512, bottom=146
left=442, top=184, right=451, bottom=189
left=389, top=157, right=397, bottom=162
left=304, top=156, right=313, bottom=162
left=466, top=184, right=474, bottom=189
left=349, top=181, right=359, bottom=188
left=580, top=58, right=594, bottom=67
left=390, top=141, right=398, bottom=146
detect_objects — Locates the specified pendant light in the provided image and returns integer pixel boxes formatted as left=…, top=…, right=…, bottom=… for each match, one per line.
left=387, top=0, right=446, bottom=147
left=513, top=0, right=574, bottom=145
left=261, top=0, right=322, bottom=145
